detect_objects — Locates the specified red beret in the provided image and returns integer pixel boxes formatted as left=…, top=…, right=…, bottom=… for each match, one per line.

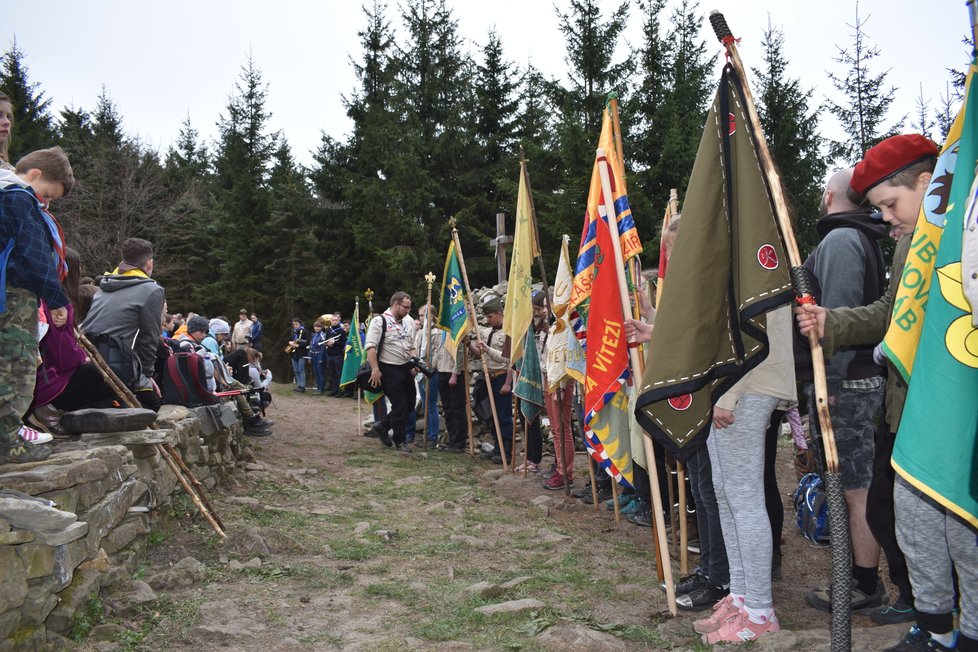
left=850, top=134, right=939, bottom=197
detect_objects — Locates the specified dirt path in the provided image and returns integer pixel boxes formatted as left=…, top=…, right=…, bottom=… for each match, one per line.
left=79, top=385, right=905, bottom=651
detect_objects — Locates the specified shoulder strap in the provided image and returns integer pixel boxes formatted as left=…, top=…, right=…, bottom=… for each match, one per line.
left=167, top=355, right=190, bottom=402
left=856, top=229, right=886, bottom=303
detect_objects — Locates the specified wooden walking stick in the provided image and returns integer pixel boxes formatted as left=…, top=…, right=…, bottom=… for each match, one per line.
left=596, top=149, right=675, bottom=614
left=587, top=453, right=600, bottom=512
left=77, top=330, right=227, bottom=538
left=422, top=271, right=436, bottom=449
left=451, top=219, right=510, bottom=471
left=709, top=11, right=847, bottom=644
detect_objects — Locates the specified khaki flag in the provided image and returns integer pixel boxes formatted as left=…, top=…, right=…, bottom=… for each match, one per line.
left=634, top=63, right=794, bottom=460
left=502, top=160, right=539, bottom=362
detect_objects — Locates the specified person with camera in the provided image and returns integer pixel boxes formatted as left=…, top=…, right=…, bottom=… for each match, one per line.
left=365, top=292, right=418, bottom=454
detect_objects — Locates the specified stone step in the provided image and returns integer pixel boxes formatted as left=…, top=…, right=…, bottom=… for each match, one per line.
left=61, top=408, right=158, bottom=435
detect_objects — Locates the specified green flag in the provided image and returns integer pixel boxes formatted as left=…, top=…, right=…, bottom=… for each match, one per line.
left=633, top=62, right=794, bottom=460
left=893, top=58, right=978, bottom=528
left=436, top=240, right=470, bottom=357
left=340, top=303, right=382, bottom=404
left=514, top=328, right=545, bottom=422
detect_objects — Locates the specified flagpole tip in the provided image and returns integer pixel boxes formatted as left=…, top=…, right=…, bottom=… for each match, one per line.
left=709, top=11, right=732, bottom=42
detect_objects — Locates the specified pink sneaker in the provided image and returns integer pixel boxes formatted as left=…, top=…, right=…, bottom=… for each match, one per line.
left=693, top=594, right=739, bottom=634
left=703, top=608, right=780, bottom=644
left=17, top=426, right=53, bottom=445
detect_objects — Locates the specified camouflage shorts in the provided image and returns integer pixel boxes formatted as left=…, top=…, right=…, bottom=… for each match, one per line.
left=807, top=380, right=884, bottom=491
left=0, top=288, right=39, bottom=442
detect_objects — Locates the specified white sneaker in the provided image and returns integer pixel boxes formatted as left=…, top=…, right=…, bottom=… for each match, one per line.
left=18, top=426, right=53, bottom=445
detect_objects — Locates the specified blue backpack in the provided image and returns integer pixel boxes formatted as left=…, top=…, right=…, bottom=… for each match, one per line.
left=793, top=472, right=831, bottom=545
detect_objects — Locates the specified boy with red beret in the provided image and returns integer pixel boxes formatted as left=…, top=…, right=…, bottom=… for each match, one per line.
left=798, top=133, right=977, bottom=652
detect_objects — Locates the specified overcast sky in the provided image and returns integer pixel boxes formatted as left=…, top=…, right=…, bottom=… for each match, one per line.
left=1, top=1, right=972, bottom=167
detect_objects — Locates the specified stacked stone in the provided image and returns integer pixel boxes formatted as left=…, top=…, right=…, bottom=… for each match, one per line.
left=0, top=402, right=246, bottom=650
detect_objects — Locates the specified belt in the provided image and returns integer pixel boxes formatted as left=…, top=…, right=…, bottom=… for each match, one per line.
left=488, top=370, right=507, bottom=378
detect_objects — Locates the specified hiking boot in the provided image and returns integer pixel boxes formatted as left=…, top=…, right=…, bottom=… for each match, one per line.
left=0, top=437, right=52, bottom=464
left=248, top=416, right=274, bottom=429
left=805, top=581, right=885, bottom=614
left=542, top=473, right=573, bottom=491
left=571, top=481, right=595, bottom=499
left=677, top=581, right=729, bottom=612
left=672, top=571, right=708, bottom=596
left=620, top=496, right=647, bottom=516
left=371, top=424, right=392, bottom=448
left=396, top=443, right=412, bottom=455
left=870, top=598, right=915, bottom=625
left=627, top=503, right=653, bottom=527
left=17, top=425, right=53, bottom=445
left=579, top=483, right=613, bottom=505
left=604, top=493, right=636, bottom=511
left=26, top=404, right=67, bottom=437
left=883, top=626, right=957, bottom=651
left=693, top=594, right=740, bottom=634
left=703, top=607, right=779, bottom=644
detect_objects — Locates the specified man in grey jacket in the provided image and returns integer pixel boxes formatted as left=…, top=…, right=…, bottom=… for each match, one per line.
left=800, top=169, right=912, bottom=621
left=82, top=238, right=165, bottom=412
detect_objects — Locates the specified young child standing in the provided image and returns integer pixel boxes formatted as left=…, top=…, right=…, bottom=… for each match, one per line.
left=0, top=146, right=75, bottom=462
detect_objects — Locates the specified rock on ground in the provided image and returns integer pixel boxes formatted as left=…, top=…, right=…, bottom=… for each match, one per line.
left=535, top=623, right=623, bottom=651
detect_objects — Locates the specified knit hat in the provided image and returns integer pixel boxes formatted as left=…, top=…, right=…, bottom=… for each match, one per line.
left=187, top=315, right=209, bottom=334
left=532, top=290, right=547, bottom=308
left=209, top=318, right=230, bottom=336
left=850, top=134, right=939, bottom=198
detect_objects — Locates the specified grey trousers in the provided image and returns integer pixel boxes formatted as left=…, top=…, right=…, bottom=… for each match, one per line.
left=895, top=476, right=978, bottom=638
left=708, top=393, right=780, bottom=610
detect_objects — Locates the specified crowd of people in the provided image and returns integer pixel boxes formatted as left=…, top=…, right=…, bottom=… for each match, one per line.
left=2, top=83, right=974, bottom=651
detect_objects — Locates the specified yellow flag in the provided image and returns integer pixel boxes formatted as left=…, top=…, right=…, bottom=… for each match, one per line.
left=881, top=67, right=971, bottom=381
left=503, top=160, right=539, bottom=362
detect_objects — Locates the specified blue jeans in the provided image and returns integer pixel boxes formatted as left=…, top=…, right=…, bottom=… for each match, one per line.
left=490, top=374, right=514, bottom=456
left=291, top=357, right=306, bottom=389
left=685, top=444, right=729, bottom=587
left=312, top=356, right=326, bottom=392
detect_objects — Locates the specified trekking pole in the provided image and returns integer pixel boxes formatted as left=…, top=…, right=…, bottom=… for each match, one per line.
left=77, top=330, right=227, bottom=539
left=709, top=12, right=848, bottom=648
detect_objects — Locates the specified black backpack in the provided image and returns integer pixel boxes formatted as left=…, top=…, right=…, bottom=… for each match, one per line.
left=87, top=332, right=141, bottom=390
left=161, top=350, right=219, bottom=407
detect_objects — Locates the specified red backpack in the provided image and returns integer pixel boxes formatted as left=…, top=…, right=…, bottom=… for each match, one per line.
left=161, top=349, right=219, bottom=407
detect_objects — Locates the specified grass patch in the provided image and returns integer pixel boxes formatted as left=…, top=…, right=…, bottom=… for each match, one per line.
left=68, top=595, right=104, bottom=641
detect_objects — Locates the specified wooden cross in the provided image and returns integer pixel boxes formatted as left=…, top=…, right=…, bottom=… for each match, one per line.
left=490, top=213, right=512, bottom=285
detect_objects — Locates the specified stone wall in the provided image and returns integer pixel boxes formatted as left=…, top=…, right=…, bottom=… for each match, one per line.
left=0, top=403, right=245, bottom=651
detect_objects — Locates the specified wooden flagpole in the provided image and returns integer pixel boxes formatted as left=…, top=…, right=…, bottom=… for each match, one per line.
left=422, top=272, right=436, bottom=449
left=664, top=190, right=690, bottom=576
left=596, top=149, right=676, bottom=615
left=462, top=347, right=475, bottom=455
left=450, top=219, right=510, bottom=471
left=76, top=330, right=226, bottom=539
left=710, top=12, right=846, bottom=640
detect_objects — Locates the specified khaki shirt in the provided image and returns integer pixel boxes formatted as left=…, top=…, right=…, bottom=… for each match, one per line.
left=365, top=311, right=416, bottom=365
left=478, top=325, right=510, bottom=373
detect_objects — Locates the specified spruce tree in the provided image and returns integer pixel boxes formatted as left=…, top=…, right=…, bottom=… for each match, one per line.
left=825, top=3, right=904, bottom=165
left=0, top=39, right=57, bottom=161
left=652, top=0, right=716, bottom=212
left=753, top=21, right=826, bottom=256
left=210, top=56, right=278, bottom=310
left=630, top=0, right=672, bottom=241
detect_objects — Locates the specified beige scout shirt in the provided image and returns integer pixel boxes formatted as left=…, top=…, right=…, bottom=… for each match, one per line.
left=232, top=318, right=254, bottom=346
left=478, top=325, right=510, bottom=374
left=365, top=310, right=416, bottom=365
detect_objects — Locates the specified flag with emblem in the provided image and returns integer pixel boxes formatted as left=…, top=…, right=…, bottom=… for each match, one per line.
left=340, top=302, right=382, bottom=403
left=436, top=240, right=471, bottom=358
left=881, top=63, right=975, bottom=382
left=892, top=58, right=978, bottom=527
left=633, top=63, right=794, bottom=461
left=577, top=107, right=639, bottom=488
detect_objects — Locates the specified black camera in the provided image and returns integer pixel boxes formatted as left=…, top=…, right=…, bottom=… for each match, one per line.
left=409, top=356, right=434, bottom=378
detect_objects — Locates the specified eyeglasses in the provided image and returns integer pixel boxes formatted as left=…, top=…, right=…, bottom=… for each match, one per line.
left=399, top=303, right=412, bottom=310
